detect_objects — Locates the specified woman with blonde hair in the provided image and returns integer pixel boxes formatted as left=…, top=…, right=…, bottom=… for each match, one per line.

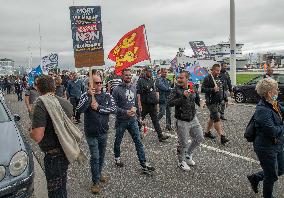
left=247, top=78, right=284, bottom=198
left=55, top=76, right=67, bottom=98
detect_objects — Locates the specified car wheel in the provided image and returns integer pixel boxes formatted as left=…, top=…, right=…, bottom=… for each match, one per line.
left=235, top=92, right=245, bottom=103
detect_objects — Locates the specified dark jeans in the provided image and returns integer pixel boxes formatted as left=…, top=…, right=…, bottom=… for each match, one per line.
left=69, top=97, right=81, bottom=121
left=86, top=133, right=108, bottom=184
left=141, top=103, right=163, bottom=138
left=220, top=92, right=228, bottom=117
left=114, top=119, right=146, bottom=167
left=157, top=103, right=171, bottom=127
left=44, top=153, right=69, bottom=198
left=16, top=91, right=23, bottom=101
left=6, top=85, right=11, bottom=94
left=252, top=149, right=284, bottom=198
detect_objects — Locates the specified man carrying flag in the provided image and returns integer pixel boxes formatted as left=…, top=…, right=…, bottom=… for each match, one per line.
left=108, top=25, right=150, bottom=75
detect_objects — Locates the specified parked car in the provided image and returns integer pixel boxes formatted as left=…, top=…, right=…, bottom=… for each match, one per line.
left=0, top=99, right=34, bottom=197
left=233, top=73, right=284, bottom=103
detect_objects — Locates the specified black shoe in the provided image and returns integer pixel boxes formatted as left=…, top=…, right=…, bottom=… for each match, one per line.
left=204, top=131, right=216, bottom=140
left=166, top=126, right=173, bottom=131
left=247, top=175, right=259, bottom=193
left=220, top=116, right=227, bottom=121
left=115, top=159, right=124, bottom=167
left=221, top=135, right=230, bottom=145
left=159, top=134, right=170, bottom=142
left=142, top=162, right=155, bottom=172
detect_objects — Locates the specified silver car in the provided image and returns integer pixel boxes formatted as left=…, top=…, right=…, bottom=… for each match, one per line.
left=0, top=99, right=34, bottom=197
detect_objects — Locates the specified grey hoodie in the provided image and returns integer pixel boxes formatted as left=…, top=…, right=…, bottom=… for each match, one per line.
left=112, top=82, right=140, bottom=121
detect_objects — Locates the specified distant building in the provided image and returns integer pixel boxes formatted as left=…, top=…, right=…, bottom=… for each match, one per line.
left=153, top=59, right=172, bottom=68
left=261, top=53, right=284, bottom=66
left=206, top=42, right=244, bottom=61
left=0, top=58, right=15, bottom=75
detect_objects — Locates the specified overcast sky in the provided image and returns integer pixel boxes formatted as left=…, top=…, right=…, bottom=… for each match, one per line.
left=0, top=0, right=283, bottom=69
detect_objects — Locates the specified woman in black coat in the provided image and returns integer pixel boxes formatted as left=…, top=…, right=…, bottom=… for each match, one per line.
left=247, top=78, right=284, bottom=198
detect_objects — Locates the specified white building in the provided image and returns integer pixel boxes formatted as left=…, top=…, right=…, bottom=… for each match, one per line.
left=206, top=42, right=244, bottom=61
left=0, top=58, right=15, bottom=75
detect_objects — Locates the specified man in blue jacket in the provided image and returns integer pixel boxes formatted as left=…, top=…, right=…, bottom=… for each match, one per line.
left=77, top=75, right=116, bottom=194
left=156, top=68, right=172, bottom=131
left=67, top=72, right=84, bottom=124
left=112, top=68, right=155, bottom=173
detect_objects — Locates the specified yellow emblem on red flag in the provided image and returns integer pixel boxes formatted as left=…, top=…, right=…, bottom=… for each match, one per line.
left=108, top=25, right=150, bottom=75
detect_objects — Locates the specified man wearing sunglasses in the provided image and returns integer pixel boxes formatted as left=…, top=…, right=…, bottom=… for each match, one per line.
left=77, top=75, right=116, bottom=194
left=112, top=68, right=155, bottom=173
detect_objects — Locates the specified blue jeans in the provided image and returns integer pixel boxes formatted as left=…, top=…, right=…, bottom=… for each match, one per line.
left=114, top=119, right=146, bottom=167
left=86, top=133, right=108, bottom=184
left=253, top=150, right=284, bottom=198
left=44, top=152, right=69, bottom=198
left=157, top=103, right=172, bottom=127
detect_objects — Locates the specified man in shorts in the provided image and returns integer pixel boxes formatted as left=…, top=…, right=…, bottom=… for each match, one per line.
left=201, top=64, right=229, bottom=145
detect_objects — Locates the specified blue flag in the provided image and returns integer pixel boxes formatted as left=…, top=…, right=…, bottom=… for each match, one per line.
left=28, top=65, right=43, bottom=85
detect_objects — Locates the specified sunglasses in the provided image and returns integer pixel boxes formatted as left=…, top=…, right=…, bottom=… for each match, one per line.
left=94, top=81, right=102, bottom=85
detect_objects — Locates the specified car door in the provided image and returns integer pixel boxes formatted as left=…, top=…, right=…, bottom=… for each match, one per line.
left=274, top=74, right=284, bottom=101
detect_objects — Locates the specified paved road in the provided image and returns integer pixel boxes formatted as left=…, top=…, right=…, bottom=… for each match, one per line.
left=5, top=94, right=284, bottom=198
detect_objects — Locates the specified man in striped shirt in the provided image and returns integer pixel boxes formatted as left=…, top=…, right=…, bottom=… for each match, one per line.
left=107, top=72, right=122, bottom=94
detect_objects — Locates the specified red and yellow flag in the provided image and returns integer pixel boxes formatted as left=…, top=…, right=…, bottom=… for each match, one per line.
left=108, top=25, right=150, bottom=75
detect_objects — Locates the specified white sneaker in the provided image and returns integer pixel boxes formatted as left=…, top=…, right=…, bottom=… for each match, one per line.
left=186, top=155, right=196, bottom=166
left=178, top=161, right=191, bottom=171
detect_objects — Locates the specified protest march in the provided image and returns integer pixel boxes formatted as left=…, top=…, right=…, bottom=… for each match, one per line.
left=1, top=1, right=284, bottom=198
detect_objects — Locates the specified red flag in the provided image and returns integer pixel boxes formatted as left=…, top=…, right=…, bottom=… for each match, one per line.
left=108, top=25, right=150, bottom=75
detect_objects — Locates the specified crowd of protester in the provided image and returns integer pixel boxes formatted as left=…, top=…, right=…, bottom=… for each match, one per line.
left=2, top=63, right=283, bottom=198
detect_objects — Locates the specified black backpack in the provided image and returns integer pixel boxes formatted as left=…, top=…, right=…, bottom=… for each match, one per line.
left=244, top=113, right=256, bottom=142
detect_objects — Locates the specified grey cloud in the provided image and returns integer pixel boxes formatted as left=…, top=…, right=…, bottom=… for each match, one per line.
left=0, top=0, right=283, bottom=68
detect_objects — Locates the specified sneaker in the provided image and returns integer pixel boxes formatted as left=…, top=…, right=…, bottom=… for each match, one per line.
left=142, top=162, right=155, bottom=172
left=221, top=135, right=230, bottom=145
left=115, top=158, right=124, bottom=167
left=185, top=155, right=196, bottom=166
left=204, top=131, right=216, bottom=139
left=91, top=184, right=100, bottom=194
left=178, top=161, right=190, bottom=171
left=159, top=134, right=170, bottom=142
left=247, top=175, right=259, bottom=193
left=100, top=175, right=107, bottom=183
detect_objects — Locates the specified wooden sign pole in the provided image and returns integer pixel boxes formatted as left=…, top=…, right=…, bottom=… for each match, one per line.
left=89, top=67, right=96, bottom=102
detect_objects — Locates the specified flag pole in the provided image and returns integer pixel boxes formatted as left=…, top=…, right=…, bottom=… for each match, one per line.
left=39, top=24, right=42, bottom=70
left=143, top=24, right=152, bottom=65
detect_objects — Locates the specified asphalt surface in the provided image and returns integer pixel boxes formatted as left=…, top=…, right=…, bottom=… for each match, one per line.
left=4, top=94, right=284, bottom=198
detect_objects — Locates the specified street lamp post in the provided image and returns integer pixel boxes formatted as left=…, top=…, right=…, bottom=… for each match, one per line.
left=230, top=0, right=237, bottom=85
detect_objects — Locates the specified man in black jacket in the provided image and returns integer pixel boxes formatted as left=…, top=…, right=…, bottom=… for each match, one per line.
left=77, top=75, right=116, bottom=194
left=168, top=71, right=205, bottom=171
left=137, top=66, right=170, bottom=142
left=201, top=64, right=229, bottom=145
left=219, top=63, right=233, bottom=120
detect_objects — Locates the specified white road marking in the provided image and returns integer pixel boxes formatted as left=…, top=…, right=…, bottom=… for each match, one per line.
left=147, top=127, right=259, bottom=164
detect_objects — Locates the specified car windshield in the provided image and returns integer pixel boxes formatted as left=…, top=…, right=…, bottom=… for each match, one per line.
left=0, top=102, right=10, bottom=123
